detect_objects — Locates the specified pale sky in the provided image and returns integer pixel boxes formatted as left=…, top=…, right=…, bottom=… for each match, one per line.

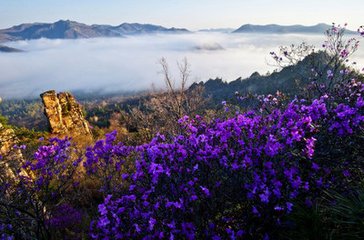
left=0, top=0, right=363, bottom=30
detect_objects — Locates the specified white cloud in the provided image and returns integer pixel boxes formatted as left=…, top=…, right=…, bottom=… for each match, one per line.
left=0, top=33, right=363, bottom=99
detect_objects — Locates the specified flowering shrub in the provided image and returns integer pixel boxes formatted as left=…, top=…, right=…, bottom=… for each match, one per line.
left=84, top=131, right=135, bottom=195
left=23, top=137, right=82, bottom=193
left=0, top=137, right=83, bottom=239
left=90, top=79, right=363, bottom=239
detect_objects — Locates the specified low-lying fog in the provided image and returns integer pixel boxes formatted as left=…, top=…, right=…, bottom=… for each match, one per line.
left=1, top=33, right=364, bottom=99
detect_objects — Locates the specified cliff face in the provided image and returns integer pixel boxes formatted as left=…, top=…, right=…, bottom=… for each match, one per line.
left=0, top=123, right=24, bottom=180
left=40, top=90, right=93, bottom=142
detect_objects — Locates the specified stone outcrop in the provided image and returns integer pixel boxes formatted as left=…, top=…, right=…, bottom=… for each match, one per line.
left=40, top=90, right=93, bottom=142
left=0, top=123, right=24, bottom=180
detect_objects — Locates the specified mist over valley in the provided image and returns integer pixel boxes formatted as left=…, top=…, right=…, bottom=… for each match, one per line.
left=2, top=31, right=361, bottom=99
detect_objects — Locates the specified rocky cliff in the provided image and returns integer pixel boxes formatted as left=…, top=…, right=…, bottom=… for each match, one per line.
left=40, top=90, right=93, bottom=143
left=0, top=123, right=25, bottom=180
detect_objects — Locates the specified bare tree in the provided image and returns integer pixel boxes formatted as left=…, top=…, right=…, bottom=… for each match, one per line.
left=128, top=58, right=206, bottom=138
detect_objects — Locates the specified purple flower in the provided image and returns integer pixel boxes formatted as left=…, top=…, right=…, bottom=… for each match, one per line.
left=312, top=162, right=320, bottom=171
left=200, top=186, right=211, bottom=197
left=190, top=195, right=198, bottom=201
left=98, top=204, right=108, bottom=216
left=286, top=202, right=294, bottom=213
left=149, top=217, right=156, bottom=231
left=343, top=170, right=351, bottom=177
left=274, top=206, right=284, bottom=211
left=259, top=188, right=270, bottom=203
left=305, top=137, right=316, bottom=158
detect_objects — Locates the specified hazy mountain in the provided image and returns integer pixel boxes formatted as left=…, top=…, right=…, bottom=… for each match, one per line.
left=193, top=42, right=224, bottom=51
left=233, top=23, right=356, bottom=34
left=198, top=28, right=235, bottom=33
left=111, top=23, right=189, bottom=34
left=0, top=20, right=190, bottom=42
left=0, top=45, right=23, bottom=52
left=190, top=51, right=336, bottom=103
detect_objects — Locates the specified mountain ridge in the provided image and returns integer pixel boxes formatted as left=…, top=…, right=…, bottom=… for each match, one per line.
left=233, top=23, right=357, bottom=34
left=0, top=20, right=190, bottom=42
left=190, top=51, right=337, bottom=103
left=0, top=45, right=23, bottom=52
left=1, top=21, right=357, bottom=42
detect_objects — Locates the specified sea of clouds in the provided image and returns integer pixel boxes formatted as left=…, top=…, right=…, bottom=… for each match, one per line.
left=1, top=32, right=363, bottom=99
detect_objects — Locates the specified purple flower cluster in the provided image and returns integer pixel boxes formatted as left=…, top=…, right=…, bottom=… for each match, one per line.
left=90, top=81, right=363, bottom=239
left=0, top=137, right=83, bottom=239
left=84, top=130, right=134, bottom=193
left=0, top=224, right=14, bottom=240
left=23, top=137, right=81, bottom=192
left=328, top=80, right=364, bottom=136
